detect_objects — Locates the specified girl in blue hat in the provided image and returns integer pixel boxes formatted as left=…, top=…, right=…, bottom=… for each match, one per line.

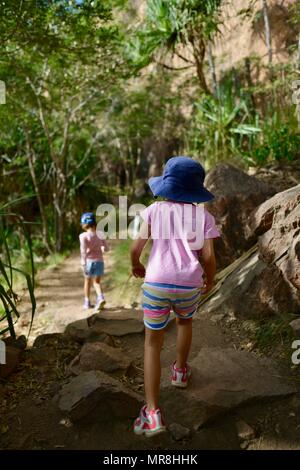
left=131, top=156, right=220, bottom=436
left=79, top=212, right=109, bottom=311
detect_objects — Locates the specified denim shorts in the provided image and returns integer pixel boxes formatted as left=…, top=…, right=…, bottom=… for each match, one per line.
left=84, top=261, right=104, bottom=278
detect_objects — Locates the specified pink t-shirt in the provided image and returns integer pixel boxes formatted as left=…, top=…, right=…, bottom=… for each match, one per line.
left=140, top=201, right=220, bottom=287
left=79, top=230, right=109, bottom=266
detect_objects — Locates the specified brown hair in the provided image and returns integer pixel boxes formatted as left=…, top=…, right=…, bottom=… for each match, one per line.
left=82, top=223, right=96, bottom=231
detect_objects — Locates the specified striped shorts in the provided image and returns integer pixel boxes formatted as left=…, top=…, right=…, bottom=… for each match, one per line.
left=142, top=282, right=202, bottom=330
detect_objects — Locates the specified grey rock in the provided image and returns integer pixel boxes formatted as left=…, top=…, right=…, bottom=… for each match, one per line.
left=65, top=308, right=144, bottom=342
left=69, top=342, right=132, bottom=374
left=210, top=314, right=226, bottom=324
left=240, top=441, right=249, bottom=450
left=161, top=347, right=296, bottom=430
left=248, top=184, right=300, bottom=293
left=33, top=333, right=76, bottom=348
left=28, top=348, right=57, bottom=366
left=55, top=370, right=143, bottom=421
left=169, top=422, right=191, bottom=441
left=290, top=319, right=300, bottom=336
left=65, top=320, right=115, bottom=345
left=236, top=420, right=255, bottom=441
left=205, top=164, right=275, bottom=268
left=201, top=249, right=300, bottom=319
left=91, top=308, right=144, bottom=337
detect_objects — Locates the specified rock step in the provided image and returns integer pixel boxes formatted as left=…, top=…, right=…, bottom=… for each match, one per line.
left=65, top=308, right=144, bottom=342
left=161, top=347, right=296, bottom=430
left=69, top=342, right=132, bottom=375
left=55, top=370, right=143, bottom=422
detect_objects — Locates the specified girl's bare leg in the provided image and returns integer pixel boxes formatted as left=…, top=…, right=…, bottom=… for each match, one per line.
left=175, top=317, right=193, bottom=369
left=93, top=276, right=103, bottom=297
left=84, top=277, right=92, bottom=300
left=144, top=327, right=165, bottom=410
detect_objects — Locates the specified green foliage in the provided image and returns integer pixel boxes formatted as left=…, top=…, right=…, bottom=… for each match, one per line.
left=251, top=317, right=296, bottom=360
left=0, top=0, right=128, bottom=252
left=252, top=121, right=300, bottom=165
left=0, top=204, right=36, bottom=339
left=187, top=85, right=261, bottom=165
left=186, top=63, right=300, bottom=167
left=289, top=1, right=300, bottom=25
left=127, top=0, right=222, bottom=93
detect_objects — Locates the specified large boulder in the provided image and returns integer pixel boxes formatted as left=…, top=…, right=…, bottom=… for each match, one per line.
left=69, top=342, right=132, bottom=375
left=200, top=248, right=300, bottom=319
left=55, top=370, right=143, bottom=421
left=248, top=184, right=300, bottom=293
left=161, top=347, right=296, bottom=430
left=205, top=164, right=276, bottom=269
left=200, top=184, right=300, bottom=320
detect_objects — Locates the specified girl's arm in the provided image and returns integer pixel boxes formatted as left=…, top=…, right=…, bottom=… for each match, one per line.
left=130, top=221, right=150, bottom=278
left=201, top=238, right=216, bottom=293
left=102, top=238, right=110, bottom=252
left=79, top=235, right=87, bottom=267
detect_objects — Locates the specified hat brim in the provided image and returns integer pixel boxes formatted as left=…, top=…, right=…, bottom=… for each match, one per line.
left=148, top=176, right=214, bottom=203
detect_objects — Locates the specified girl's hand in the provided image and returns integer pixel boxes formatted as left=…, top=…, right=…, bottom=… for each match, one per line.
left=132, top=262, right=146, bottom=278
left=201, top=281, right=213, bottom=295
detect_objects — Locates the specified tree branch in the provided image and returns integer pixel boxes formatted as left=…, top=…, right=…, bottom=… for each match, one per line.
left=156, top=61, right=194, bottom=71
left=174, top=50, right=195, bottom=64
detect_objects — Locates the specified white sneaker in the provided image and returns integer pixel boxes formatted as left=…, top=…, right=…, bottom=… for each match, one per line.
left=134, top=405, right=166, bottom=437
left=171, top=361, right=191, bottom=388
left=94, top=296, right=106, bottom=312
left=83, top=299, right=92, bottom=310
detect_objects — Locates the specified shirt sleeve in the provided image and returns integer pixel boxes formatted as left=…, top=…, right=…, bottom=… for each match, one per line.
left=79, top=234, right=87, bottom=266
left=97, top=231, right=110, bottom=252
left=204, top=209, right=221, bottom=239
left=140, top=203, right=154, bottom=225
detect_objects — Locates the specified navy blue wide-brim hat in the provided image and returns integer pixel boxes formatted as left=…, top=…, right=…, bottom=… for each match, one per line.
left=148, top=156, right=214, bottom=203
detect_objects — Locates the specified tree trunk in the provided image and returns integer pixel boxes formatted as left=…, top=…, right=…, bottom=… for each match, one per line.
left=244, top=57, right=256, bottom=111
left=53, top=168, right=67, bottom=253
left=25, top=132, right=53, bottom=254
left=189, top=29, right=211, bottom=95
left=207, top=43, right=218, bottom=98
left=262, top=0, right=272, bottom=72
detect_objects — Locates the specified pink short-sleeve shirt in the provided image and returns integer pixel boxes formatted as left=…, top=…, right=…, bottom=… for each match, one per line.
left=140, top=201, right=220, bottom=287
left=79, top=230, right=109, bottom=266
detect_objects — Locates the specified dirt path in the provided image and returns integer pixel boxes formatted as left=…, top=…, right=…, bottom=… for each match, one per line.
left=15, top=250, right=119, bottom=345
left=1, top=249, right=300, bottom=450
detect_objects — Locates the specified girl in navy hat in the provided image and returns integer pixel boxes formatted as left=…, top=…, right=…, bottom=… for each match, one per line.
left=79, top=212, right=109, bottom=311
left=131, top=156, right=220, bottom=436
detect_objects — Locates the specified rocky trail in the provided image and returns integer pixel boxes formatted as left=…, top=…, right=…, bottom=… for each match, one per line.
left=1, top=167, right=300, bottom=450
left=0, top=251, right=299, bottom=450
